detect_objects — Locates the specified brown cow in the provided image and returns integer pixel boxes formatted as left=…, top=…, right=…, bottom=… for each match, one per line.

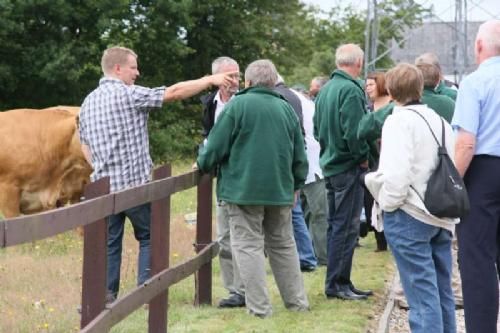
left=0, top=107, right=92, bottom=217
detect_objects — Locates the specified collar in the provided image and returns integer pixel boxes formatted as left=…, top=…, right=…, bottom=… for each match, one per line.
left=479, top=55, right=500, bottom=68
left=214, top=90, right=234, bottom=105
left=330, top=69, right=365, bottom=92
left=236, top=86, right=286, bottom=100
left=99, top=77, right=125, bottom=85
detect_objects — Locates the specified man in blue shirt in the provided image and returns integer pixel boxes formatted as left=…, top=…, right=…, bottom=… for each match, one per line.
left=452, top=20, right=500, bottom=333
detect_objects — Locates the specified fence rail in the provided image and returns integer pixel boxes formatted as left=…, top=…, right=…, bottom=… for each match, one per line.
left=0, top=165, right=215, bottom=332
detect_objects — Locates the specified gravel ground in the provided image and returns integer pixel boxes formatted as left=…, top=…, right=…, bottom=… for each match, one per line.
left=389, top=306, right=465, bottom=332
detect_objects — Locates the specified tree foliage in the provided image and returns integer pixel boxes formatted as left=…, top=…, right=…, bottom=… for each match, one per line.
left=0, top=0, right=428, bottom=161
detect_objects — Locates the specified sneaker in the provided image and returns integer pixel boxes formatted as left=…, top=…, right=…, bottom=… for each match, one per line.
left=218, top=293, right=246, bottom=308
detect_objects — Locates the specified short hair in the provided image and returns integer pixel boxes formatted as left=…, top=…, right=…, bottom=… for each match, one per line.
left=276, top=74, right=285, bottom=84
left=414, top=52, right=441, bottom=72
left=416, top=63, right=440, bottom=88
left=477, top=20, right=500, bottom=55
left=385, top=63, right=423, bottom=105
left=366, top=72, right=388, bottom=96
left=101, top=46, right=137, bottom=76
left=244, top=59, right=278, bottom=88
left=211, top=56, right=239, bottom=75
left=312, top=76, right=328, bottom=88
left=335, top=44, right=364, bottom=67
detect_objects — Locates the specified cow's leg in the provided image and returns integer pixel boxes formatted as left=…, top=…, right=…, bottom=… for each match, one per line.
left=0, top=183, right=21, bottom=218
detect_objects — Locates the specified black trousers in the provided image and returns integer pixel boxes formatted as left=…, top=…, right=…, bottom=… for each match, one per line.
left=457, top=155, right=500, bottom=333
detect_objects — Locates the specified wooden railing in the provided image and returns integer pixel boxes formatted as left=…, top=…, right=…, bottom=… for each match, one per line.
left=0, top=165, right=217, bottom=332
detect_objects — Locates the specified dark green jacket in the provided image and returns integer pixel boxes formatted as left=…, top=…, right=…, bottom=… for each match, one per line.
left=313, top=70, right=369, bottom=177
left=197, top=86, right=308, bottom=206
left=422, top=87, right=455, bottom=123
left=436, top=80, right=457, bottom=101
left=357, top=89, right=455, bottom=141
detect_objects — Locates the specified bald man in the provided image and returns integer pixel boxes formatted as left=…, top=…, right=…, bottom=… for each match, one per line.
left=452, top=20, right=500, bottom=333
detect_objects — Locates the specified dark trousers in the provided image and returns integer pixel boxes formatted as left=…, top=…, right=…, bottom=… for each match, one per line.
left=324, top=167, right=365, bottom=294
left=457, top=155, right=500, bottom=333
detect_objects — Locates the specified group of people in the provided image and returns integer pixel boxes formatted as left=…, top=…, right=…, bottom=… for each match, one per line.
left=78, top=18, right=500, bottom=332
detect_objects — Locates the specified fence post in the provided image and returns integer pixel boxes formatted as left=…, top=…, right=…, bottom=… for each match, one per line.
left=194, top=172, right=213, bottom=306
left=81, top=177, right=110, bottom=329
left=148, top=164, right=172, bottom=333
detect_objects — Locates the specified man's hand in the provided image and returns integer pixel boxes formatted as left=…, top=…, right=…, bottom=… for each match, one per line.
left=359, top=160, right=369, bottom=169
left=208, top=71, right=239, bottom=90
left=192, top=161, right=199, bottom=170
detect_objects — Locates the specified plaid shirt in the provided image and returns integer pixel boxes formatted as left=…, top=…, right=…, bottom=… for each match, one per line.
left=79, top=77, right=166, bottom=192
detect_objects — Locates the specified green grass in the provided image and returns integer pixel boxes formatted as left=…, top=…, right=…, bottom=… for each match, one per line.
left=109, top=235, right=393, bottom=333
left=0, top=160, right=394, bottom=332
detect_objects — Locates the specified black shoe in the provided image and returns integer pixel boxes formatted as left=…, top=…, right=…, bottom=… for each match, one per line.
left=326, top=289, right=368, bottom=301
left=300, top=265, right=316, bottom=272
left=350, top=285, right=373, bottom=296
left=218, top=293, right=245, bottom=308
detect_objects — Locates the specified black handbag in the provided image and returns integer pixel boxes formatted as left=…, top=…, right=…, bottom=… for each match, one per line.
left=409, top=110, right=470, bottom=218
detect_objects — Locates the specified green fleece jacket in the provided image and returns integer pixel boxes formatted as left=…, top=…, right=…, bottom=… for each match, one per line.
left=313, top=70, right=369, bottom=177
left=435, top=80, right=457, bottom=101
left=197, top=86, right=308, bottom=206
left=422, top=87, right=455, bottom=122
left=357, top=89, right=455, bottom=141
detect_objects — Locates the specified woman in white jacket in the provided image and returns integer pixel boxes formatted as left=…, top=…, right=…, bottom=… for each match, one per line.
left=364, top=63, right=457, bottom=333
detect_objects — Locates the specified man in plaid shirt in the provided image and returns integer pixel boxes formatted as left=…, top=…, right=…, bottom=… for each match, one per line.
left=79, top=46, right=236, bottom=302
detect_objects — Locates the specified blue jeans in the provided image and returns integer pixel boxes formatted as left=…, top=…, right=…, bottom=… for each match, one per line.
left=384, top=209, right=456, bottom=333
left=292, top=198, right=317, bottom=268
left=107, top=203, right=151, bottom=299
left=324, top=167, right=364, bottom=294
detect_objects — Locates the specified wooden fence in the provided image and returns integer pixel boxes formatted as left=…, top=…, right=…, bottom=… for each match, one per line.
left=0, top=165, right=217, bottom=332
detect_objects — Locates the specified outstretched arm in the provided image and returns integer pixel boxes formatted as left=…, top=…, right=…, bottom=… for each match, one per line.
left=164, top=72, right=238, bottom=102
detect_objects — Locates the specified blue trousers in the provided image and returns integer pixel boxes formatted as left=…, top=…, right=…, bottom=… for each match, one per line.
left=384, top=209, right=456, bottom=333
left=457, top=155, right=500, bottom=333
left=107, top=203, right=151, bottom=299
left=324, top=167, right=364, bottom=294
left=292, top=198, right=317, bottom=268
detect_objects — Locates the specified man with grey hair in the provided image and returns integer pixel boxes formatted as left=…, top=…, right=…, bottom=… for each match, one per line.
left=415, top=52, right=457, bottom=101
left=199, top=56, right=245, bottom=308
left=452, top=19, right=500, bottom=333
left=197, top=59, right=309, bottom=318
left=314, top=43, right=372, bottom=301
left=79, top=46, right=236, bottom=303
left=309, top=76, right=328, bottom=100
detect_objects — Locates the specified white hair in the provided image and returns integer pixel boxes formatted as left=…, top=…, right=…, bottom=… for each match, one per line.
left=276, top=74, right=285, bottom=84
left=211, top=56, right=238, bottom=74
left=244, top=59, right=278, bottom=88
left=415, top=52, right=442, bottom=72
left=477, top=20, right=500, bottom=55
left=335, top=44, right=364, bottom=67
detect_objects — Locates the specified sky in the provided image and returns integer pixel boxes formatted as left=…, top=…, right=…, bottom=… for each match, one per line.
left=303, top=0, right=500, bottom=22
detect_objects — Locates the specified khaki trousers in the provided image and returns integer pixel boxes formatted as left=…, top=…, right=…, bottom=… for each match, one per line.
left=227, top=204, right=309, bottom=317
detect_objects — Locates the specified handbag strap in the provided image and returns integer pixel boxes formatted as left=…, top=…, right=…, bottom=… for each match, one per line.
left=407, top=108, right=445, bottom=148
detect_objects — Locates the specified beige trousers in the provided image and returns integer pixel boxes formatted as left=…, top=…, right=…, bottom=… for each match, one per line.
left=227, top=203, right=309, bottom=317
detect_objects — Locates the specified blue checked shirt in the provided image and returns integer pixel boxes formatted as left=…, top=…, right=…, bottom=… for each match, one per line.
left=79, top=77, right=166, bottom=192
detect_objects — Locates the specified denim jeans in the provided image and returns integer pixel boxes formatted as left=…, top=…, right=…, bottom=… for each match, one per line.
left=324, top=167, right=364, bottom=294
left=301, top=179, right=328, bottom=265
left=384, top=209, right=456, bottom=333
left=107, top=203, right=151, bottom=299
left=292, top=198, right=317, bottom=268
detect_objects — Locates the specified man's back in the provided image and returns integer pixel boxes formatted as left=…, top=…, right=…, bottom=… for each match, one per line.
left=314, top=70, right=369, bottom=177
left=198, top=86, right=307, bottom=206
left=422, top=88, right=455, bottom=123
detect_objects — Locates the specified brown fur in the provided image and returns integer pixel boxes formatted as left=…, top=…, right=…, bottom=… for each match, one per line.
left=0, top=107, right=92, bottom=217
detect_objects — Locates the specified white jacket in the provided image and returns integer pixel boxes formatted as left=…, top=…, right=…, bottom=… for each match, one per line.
left=364, top=104, right=458, bottom=232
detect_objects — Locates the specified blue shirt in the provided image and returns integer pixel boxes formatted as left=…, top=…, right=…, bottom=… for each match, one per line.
left=79, top=77, right=165, bottom=192
left=452, top=56, right=500, bottom=156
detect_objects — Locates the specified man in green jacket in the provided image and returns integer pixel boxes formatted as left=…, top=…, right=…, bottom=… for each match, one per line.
left=417, top=63, right=455, bottom=122
left=197, top=59, right=309, bottom=318
left=415, top=52, right=458, bottom=101
left=314, top=44, right=372, bottom=301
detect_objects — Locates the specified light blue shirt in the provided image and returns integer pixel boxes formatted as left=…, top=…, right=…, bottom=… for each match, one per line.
left=452, top=56, right=500, bottom=156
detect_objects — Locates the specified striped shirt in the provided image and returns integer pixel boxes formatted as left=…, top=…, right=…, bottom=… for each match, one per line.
left=79, top=77, right=165, bottom=192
